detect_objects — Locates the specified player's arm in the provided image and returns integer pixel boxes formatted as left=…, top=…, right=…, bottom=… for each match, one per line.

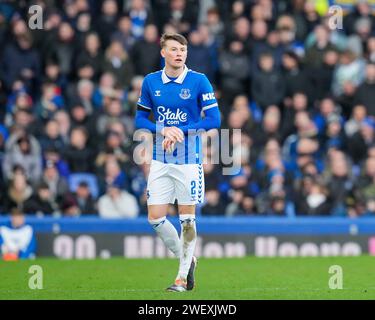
left=178, top=107, right=221, bottom=133
left=179, top=75, right=221, bottom=134
left=135, top=76, right=158, bottom=133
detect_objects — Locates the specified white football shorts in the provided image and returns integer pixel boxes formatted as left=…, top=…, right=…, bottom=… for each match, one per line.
left=146, top=159, right=205, bottom=205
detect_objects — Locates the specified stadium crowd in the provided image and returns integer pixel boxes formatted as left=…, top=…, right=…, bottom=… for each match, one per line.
left=0, top=0, right=375, bottom=218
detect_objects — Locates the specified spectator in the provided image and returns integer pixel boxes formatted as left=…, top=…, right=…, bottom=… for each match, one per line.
left=75, top=32, right=104, bottom=82
left=354, top=63, right=375, bottom=117
left=308, top=49, right=339, bottom=102
left=281, top=92, right=310, bottom=140
left=251, top=52, right=285, bottom=110
left=53, top=110, right=71, bottom=145
left=69, top=79, right=96, bottom=115
left=0, top=208, right=37, bottom=260
left=345, top=104, right=367, bottom=138
left=354, top=156, right=375, bottom=211
left=40, top=160, right=69, bottom=204
left=39, top=119, right=66, bottom=153
left=267, top=194, right=288, bottom=216
left=205, top=7, right=225, bottom=47
left=312, top=97, right=341, bottom=136
left=158, top=0, right=198, bottom=35
left=323, top=113, right=347, bottom=152
left=2, top=131, right=42, bottom=185
left=225, top=186, right=245, bottom=217
left=60, top=193, right=81, bottom=217
left=219, top=39, right=250, bottom=106
left=295, top=178, right=332, bottom=216
left=111, top=15, right=136, bottom=52
left=281, top=50, right=312, bottom=106
left=63, top=126, right=95, bottom=173
left=304, top=24, right=338, bottom=69
left=2, top=167, right=33, bottom=213
left=126, top=0, right=154, bottom=39
left=69, top=103, right=97, bottom=148
left=95, top=129, right=130, bottom=171
left=24, top=181, right=59, bottom=216
left=72, top=181, right=97, bottom=215
left=95, top=95, right=133, bottom=138
left=343, top=0, right=375, bottom=36
left=35, top=82, right=65, bottom=122
left=97, top=156, right=128, bottom=195
left=45, top=22, right=76, bottom=78
left=75, top=11, right=94, bottom=47
left=367, top=36, right=375, bottom=63
left=42, top=59, right=67, bottom=94
left=239, top=193, right=257, bottom=216
left=131, top=24, right=161, bottom=76
left=92, top=72, right=117, bottom=108
left=323, top=151, right=354, bottom=216
left=98, top=180, right=139, bottom=218
left=332, top=50, right=366, bottom=98
left=201, top=187, right=226, bottom=216
left=4, top=91, right=35, bottom=130
left=0, top=31, right=40, bottom=93
left=347, top=117, right=375, bottom=164
left=252, top=106, right=282, bottom=149
left=95, top=0, right=119, bottom=49
left=102, top=40, right=134, bottom=89
left=229, top=16, right=252, bottom=55
left=186, top=27, right=214, bottom=81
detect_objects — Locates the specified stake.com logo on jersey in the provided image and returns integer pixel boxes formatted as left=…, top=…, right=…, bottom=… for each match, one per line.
left=157, top=106, right=187, bottom=125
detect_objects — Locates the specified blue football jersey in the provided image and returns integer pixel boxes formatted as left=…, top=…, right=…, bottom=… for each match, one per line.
left=137, top=65, right=219, bottom=164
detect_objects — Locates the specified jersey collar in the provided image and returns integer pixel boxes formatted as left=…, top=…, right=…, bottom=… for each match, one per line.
left=161, top=65, right=189, bottom=84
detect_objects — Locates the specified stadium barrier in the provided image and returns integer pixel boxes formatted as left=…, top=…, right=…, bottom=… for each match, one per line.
left=1, top=216, right=375, bottom=258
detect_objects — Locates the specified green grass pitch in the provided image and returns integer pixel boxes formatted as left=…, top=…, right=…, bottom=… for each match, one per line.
left=1, top=256, right=374, bottom=300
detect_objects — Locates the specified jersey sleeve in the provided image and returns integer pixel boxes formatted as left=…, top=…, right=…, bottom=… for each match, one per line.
left=198, top=74, right=219, bottom=112
left=137, top=76, right=152, bottom=111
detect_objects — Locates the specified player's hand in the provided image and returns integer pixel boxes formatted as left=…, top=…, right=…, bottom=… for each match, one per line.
left=162, top=137, right=176, bottom=153
left=161, top=126, right=184, bottom=143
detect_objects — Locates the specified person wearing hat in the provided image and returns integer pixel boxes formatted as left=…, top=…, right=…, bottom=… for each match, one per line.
left=98, top=177, right=139, bottom=219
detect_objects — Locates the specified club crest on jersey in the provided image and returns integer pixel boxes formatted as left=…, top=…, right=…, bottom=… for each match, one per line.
left=179, top=89, right=191, bottom=100
left=155, top=90, right=161, bottom=96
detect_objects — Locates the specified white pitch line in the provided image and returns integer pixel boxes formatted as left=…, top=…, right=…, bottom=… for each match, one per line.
left=0, top=287, right=374, bottom=294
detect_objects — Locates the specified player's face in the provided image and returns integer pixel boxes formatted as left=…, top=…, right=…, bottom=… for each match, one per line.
left=161, top=40, right=187, bottom=69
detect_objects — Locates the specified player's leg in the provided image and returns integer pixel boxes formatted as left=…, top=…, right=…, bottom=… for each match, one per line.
left=147, top=160, right=181, bottom=258
left=166, top=164, right=203, bottom=292
left=148, top=204, right=181, bottom=258
left=178, top=204, right=198, bottom=288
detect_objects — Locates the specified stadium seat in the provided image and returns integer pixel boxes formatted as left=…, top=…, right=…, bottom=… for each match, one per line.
left=68, top=173, right=99, bottom=199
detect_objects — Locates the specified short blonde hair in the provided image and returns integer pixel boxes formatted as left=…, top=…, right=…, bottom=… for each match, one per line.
left=160, top=33, right=188, bottom=48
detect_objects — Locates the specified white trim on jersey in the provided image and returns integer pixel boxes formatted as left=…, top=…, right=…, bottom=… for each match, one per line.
left=161, top=65, right=189, bottom=84
left=202, top=103, right=218, bottom=111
